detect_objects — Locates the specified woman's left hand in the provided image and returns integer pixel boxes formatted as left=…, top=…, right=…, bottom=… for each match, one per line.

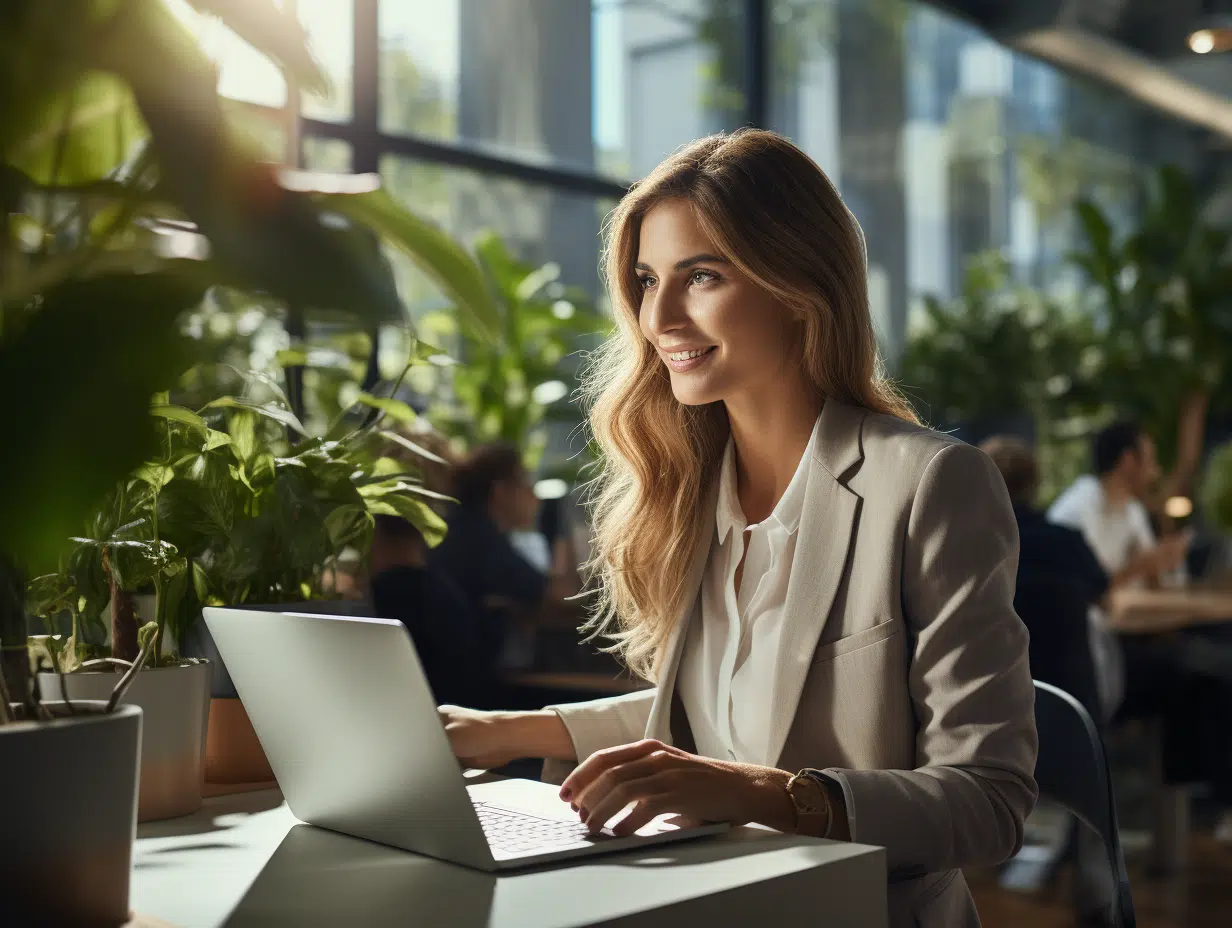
left=558, top=739, right=796, bottom=837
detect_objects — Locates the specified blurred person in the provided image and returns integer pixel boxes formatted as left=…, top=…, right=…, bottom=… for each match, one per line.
left=369, top=514, right=483, bottom=707
left=982, top=437, right=1114, bottom=924
left=429, top=443, right=571, bottom=679
left=1050, top=421, right=1232, bottom=842
left=439, top=129, right=1037, bottom=928
left=980, top=436, right=1103, bottom=719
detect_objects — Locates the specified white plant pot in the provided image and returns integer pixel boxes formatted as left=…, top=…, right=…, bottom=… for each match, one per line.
left=40, top=662, right=211, bottom=822
left=0, top=701, right=141, bottom=927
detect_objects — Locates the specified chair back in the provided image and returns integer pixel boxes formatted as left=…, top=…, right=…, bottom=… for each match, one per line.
left=1034, top=680, right=1136, bottom=927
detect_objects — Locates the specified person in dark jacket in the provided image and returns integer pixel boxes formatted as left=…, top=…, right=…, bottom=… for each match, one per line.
left=369, top=514, right=484, bottom=707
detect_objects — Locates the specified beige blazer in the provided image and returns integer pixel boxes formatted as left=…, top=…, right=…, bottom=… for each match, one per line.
left=548, top=400, right=1038, bottom=928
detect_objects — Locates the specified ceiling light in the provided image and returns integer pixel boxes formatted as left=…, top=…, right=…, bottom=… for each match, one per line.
left=1189, top=2, right=1232, bottom=54
left=1191, top=29, right=1217, bottom=54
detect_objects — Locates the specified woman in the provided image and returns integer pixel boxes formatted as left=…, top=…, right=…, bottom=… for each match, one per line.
left=441, top=129, right=1036, bottom=927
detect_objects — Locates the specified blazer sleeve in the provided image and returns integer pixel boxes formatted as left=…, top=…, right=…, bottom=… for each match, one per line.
left=823, top=442, right=1039, bottom=875
left=539, top=689, right=656, bottom=784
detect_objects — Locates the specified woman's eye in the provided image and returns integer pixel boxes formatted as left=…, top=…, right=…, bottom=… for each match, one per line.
left=690, top=269, right=718, bottom=286
left=637, top=275, right=656, bottom=291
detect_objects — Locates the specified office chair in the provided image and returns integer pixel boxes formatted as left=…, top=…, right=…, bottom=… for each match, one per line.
left=1034, top=680, right=1137, bottom=928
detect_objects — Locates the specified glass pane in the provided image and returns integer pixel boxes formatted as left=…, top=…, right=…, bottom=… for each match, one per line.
left=299, top=0, right=354, bottom=122
left=769, top=0, right=1205, bottom=359
left=302, top=137, right=353, bottom=172
left=378, top=0, right=745, bottom=180
left=381, top=154, right=612, bottom=304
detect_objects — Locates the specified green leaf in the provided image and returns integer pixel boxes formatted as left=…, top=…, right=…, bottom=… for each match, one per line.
left=135, top=464, right=175, bottom=491
left=207, top=396, right=308, bottom=436
left=366, top=495, right=448, bottom=547
left=226, top=409, right=258, bottom=463
left=378, top=429, right=449, bottom=465
left=354, top=392, right=416, bottom=426
left=151, top=403, right=208, bottom=436
left=204, top=429, right=232, bottom=451
left=322, top=189, right=500, bottom=343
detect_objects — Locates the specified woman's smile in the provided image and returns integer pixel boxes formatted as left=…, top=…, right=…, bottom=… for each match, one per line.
left=664, top=345, right=717, bottom=372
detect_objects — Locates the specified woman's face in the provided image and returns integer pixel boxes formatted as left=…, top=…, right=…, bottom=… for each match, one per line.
left=635, top=198, right=800, bottom=407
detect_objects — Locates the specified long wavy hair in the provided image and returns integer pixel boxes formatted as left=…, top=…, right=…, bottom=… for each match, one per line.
left=580, top=129, right=917, bottom=679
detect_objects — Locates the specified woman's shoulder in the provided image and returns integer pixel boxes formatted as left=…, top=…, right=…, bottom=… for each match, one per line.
left=858, top=409, right=974, bottom=478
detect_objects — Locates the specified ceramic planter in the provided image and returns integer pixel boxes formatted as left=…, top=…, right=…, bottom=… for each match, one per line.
left=189, top=601, right=372, bottom=787
left=39, top=662, right=211, bottom=822
left=1, top=701, right=141, bottom=927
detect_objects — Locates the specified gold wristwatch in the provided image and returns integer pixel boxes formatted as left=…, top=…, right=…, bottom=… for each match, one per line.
left=785, top=770, right=832, bottom=838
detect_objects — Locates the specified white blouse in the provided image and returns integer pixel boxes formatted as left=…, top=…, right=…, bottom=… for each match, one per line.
left=676, top=414, right=821, bottom=766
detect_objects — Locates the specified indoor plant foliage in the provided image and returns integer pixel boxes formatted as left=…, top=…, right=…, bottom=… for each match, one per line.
left=1071, top=164, right=1232, bottom=489
left=899, top=251, right=1094, bottom=434
left=421, top=231, right=610, bottom=483
left=0, top=2, right=493, bottom=920
left=34, top=368, right=448, bottom=655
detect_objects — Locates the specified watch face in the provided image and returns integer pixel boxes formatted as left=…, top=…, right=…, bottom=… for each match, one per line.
left=791, top=776, right=826, bottom=813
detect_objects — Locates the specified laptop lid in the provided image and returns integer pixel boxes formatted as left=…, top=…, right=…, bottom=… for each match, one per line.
left=202, top=607, right=495, bottom=869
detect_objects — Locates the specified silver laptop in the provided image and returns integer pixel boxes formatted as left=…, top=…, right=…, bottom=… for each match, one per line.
left=202, top=607, right=726, bottom=870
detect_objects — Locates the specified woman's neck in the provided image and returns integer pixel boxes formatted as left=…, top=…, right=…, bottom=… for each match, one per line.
left=724, top=379, right=822, bottom=525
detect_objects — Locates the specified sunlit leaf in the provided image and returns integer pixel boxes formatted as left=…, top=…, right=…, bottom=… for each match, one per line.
left=322, top=188, right=500, bottom=343
left=354, top=392, right=416, bottom=426
left=151, top=403, right=208, bottom=436
left=206, top=396, right=307, bottom=435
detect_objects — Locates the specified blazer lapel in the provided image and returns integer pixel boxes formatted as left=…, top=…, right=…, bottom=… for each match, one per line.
left=764, top=400, right=866, bottom=768
left=644, top=479, right=718, bottom=743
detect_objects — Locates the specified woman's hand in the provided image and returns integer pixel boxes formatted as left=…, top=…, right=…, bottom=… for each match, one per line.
left=559, top=739, right=796, bottom=837
left=438, top=706, right=576, bottom=770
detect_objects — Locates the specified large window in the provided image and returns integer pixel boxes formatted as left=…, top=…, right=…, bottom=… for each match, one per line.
left=199, top=0, right=1214, bottom=360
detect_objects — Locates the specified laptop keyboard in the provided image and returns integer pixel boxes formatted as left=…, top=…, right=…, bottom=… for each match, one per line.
left=472, top=800, right=607, bottom=854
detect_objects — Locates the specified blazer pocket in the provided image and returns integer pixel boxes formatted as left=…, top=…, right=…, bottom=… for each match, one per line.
left=811, top=619, right=900, bottom=665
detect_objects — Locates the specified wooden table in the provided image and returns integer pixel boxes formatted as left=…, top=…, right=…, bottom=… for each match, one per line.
left=1107, top=587, right=1232, bottom=634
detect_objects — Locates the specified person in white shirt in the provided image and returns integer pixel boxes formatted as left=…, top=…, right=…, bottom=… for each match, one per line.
left=1050, top=420, right=1232, bottom=841
left=1048, top=421, right=1189, bottom=717
left=437, top=129, right=1037, bottom=928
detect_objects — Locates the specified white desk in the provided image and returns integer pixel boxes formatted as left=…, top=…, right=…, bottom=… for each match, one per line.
left=131, top=789, right=887, bottom=927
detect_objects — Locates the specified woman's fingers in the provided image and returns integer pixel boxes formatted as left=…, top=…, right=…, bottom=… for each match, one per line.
left=560, top=739, right=673, bottom=802
left=611, top=795, right=674, bottom=837
left=574, top=751, right=671, bottom=817
left=580, top=770, right=678, bottom=833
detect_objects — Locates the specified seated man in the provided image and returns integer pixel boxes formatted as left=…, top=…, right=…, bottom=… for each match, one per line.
left=369, top=514, right=484, bottom=707
left=1049, top=420, right=1232, bottom=839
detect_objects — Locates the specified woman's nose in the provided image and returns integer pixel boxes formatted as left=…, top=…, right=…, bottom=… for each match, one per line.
left=642, top=288, right=686, bottom=339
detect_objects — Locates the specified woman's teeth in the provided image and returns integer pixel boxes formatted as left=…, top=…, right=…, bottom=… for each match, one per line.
left=668, top=347, right=714, bottom=361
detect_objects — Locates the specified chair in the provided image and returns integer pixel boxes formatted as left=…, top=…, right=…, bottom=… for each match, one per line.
left=1034, top=680, right=1137, bottom=928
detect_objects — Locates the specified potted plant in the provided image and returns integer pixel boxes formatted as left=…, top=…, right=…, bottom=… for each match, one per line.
left=130, top=369, right=449, bottom=785
left=29, top=402, right=216, bottom=822
left=1, top=1, right=495, bottom=919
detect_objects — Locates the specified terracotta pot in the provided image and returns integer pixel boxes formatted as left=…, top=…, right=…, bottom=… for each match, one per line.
left=205, top=697, right=276, bottom=785
left=1, top=702, right=141, bottom=927
left=40, top=662, right=211, bottom=822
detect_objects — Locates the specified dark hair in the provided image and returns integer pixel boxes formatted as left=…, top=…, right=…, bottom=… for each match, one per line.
left=454, top=443, right=525, bottom=509
left=1093, top=421, right=1143, bottom=476
left=979, top=436, right=1038, bottom=507
left=372, top=514, right=424, bottom=546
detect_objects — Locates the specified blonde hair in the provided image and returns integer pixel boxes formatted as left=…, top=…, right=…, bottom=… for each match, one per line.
left=581, top=129, right=917, bottom=679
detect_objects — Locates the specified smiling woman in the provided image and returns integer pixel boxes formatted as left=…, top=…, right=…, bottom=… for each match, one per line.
left=441, top=129, right=1038, bottom=928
